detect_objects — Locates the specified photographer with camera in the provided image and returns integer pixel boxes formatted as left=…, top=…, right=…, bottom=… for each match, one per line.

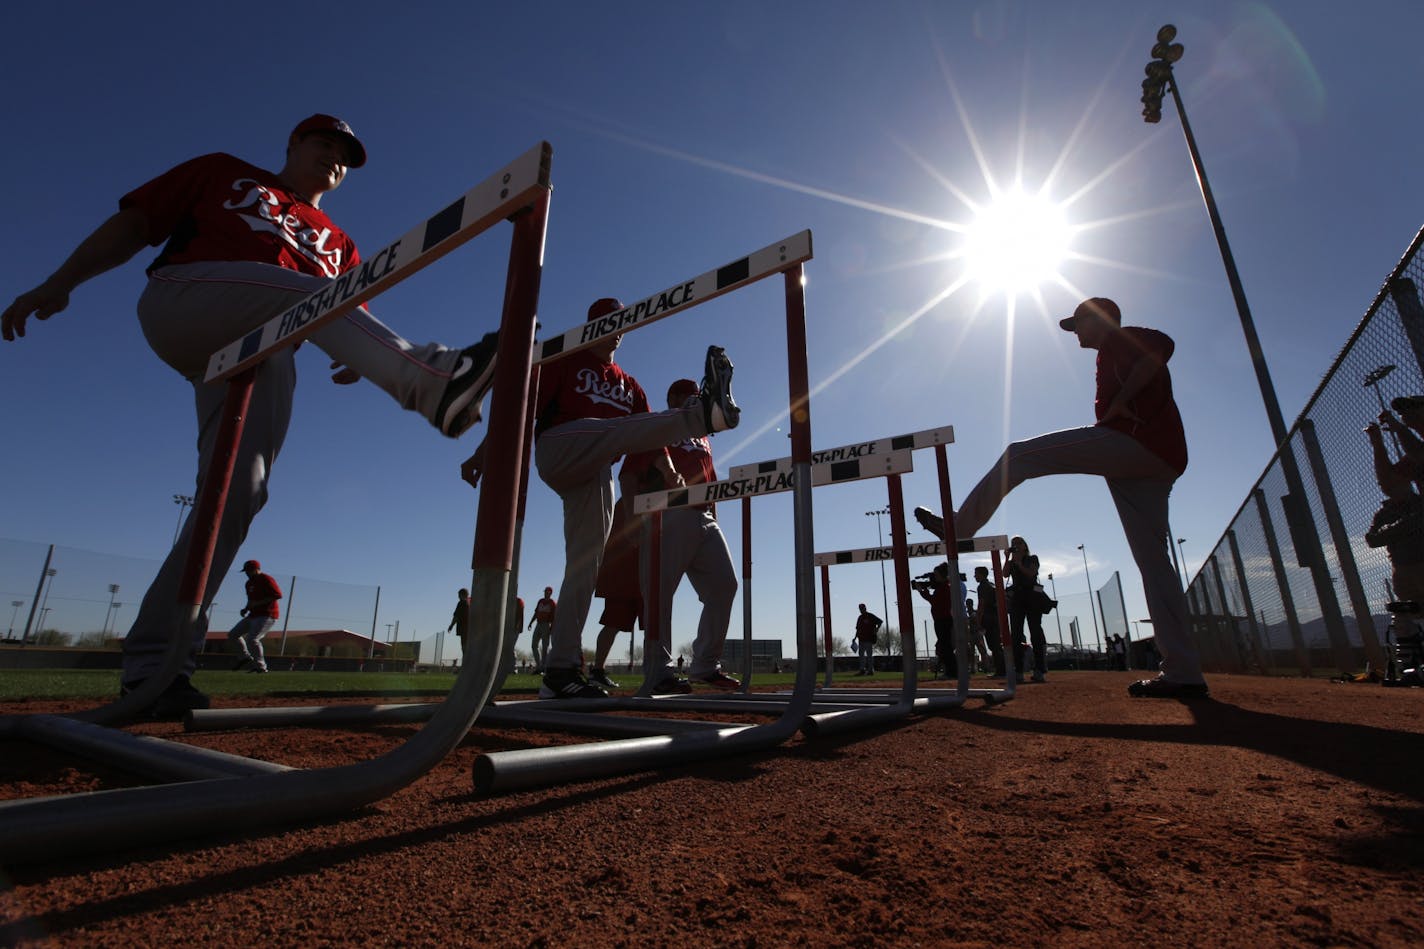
left=914, top=563, right=966, bottom=680
left=1007, top=536, right=1051, bottom=683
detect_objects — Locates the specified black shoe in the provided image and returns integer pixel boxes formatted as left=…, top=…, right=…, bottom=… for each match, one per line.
left=588, top=666, right=620, bottom=690
left=119, top=674, right=212, bottom=720
left=913, top=506, right=945, bottom=540
left=699, top=346, right=740, bottom=432
left=641, top=676, right=693, bottom=696
left=1127, top=675, right=1209, bottom=699
left=539, top=667, right=609, bottom=699
left=690, top=669, right=740, bottom=690
left=247, top=666, right=268, bottom=674
left=434, top=332, right=500, bottom=438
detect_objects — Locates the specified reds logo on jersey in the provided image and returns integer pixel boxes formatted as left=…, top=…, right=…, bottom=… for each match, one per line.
left=222, top=179, right=346, bottom=277
left=573, top=368, right=636, bottom=413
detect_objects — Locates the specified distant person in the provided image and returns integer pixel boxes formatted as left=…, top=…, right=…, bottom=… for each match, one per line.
left=1006, top=536, right=1048, bottom=683
left=462, top=298, right=740, bottom=699
left=853, top=603, right=883, bottom=676
left=973, top=566, right=1006, bottom=677
left=447, top=587, right=470, bottom=661
left=2, top=115, right=501, bottom=718
left=229, top=560, right=281, bottom=674
left=917, top=298, right=1207, bottom=698
left=528, top=587, right=556, bottom=673
left=963, top=596, right=993, bottom=674
left=915, top=563, right=963, bottom=680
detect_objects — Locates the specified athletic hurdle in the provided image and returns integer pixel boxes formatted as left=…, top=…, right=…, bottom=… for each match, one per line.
left=465, top=230, right=860, bottom=793
left=807, top=533, right=1014, bottom=735
left=0, top=142, right=553, bottom=863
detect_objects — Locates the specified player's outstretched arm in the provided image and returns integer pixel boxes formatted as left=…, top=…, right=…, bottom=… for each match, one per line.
left=2, top=208, right=151, bottom=342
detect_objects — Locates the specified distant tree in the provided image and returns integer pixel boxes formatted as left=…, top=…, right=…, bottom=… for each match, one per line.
left=31, top=629, right=72, bottom=647
left=880, top=626, right=902, bottom=656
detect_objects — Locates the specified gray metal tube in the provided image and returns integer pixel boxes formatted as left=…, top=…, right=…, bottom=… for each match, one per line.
left=1253, top=489, right=1310, bottom=674
left=13, top=714, right=291, bottom=780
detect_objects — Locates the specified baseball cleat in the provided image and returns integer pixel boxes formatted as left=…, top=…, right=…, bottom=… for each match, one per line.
left=434, top=332, right=500, bottom=438
left=1127, top=674, right=1209, bottom=699
left=913, top=506, right=945, bottom=539
left=699, top=345, right=740, bottom=433
left=539, top=667, right=609, bottom=700
left=691, top=669, right=741, bottom=690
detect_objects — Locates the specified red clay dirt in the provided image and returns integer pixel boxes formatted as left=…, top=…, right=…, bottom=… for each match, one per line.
left=2, top=672, right=1422, bottom=947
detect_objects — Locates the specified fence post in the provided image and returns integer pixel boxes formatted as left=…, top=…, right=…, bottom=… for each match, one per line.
left=1387, top=278, right=1424, bottom=376
left=1299, top=419, right=1384, bottom=671
left=1208, top=554, right=1248, bottom=673
left=1226, top=529, right=1269, bottom=673
left=1254, top=489, right=1311, bottom=675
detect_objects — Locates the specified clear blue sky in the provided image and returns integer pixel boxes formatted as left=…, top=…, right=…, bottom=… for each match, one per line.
left=3, top=1, right=1420, bottom=664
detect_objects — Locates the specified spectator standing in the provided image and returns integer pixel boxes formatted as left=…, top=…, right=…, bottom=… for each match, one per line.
left=854, top=603, right=883, bottom=676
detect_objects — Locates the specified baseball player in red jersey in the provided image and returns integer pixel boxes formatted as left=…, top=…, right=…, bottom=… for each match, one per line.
left=917, top=297, right=1205, bottom=698
left=463, top=298, right=740, bottom=699
left=634, top=379, right=741, bottom=693
left=3, top=115, right=500, bottom=717
left=230, top=559, right=282, bottom=673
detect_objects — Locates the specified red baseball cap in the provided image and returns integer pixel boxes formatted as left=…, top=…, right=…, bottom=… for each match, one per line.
left=241, top=560, right=261, bottom=572
left=586, top=297, right=623, bottom=322
left=667, top=378, right=699, bottom=404
left=290, top=114, right=367, bottom=168
left=1059, top=297, right=1121, bottom=332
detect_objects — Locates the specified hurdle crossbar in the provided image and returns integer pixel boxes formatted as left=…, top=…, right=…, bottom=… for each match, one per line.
left=632, top=450, right=912, bottom=514
left=205, top=143, right=553, bottom=382
left=727, top=425, right=954, bottom=482
left=534, top=231, right=812, bottom=365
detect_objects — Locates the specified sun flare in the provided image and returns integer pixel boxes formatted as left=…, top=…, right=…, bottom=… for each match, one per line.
left=962, top=188, right=1073, bottom=297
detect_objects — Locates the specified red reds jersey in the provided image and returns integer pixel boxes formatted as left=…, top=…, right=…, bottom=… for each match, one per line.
left=533, top=596, right=556, bottom=622
left=1095, top=326, right=1187, bottom=476
left=667, top=435, right=716, bottom=486
left=534, top=350, right=651, bottom=436
left=244, top=572, right=283, bottom=619
left=120, top=153, right=360, bottom=279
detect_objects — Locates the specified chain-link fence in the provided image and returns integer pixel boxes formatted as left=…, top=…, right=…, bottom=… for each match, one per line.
left=1186, top=226, right=1424, bottom=678
left=0, top=537, right=381, bottom=660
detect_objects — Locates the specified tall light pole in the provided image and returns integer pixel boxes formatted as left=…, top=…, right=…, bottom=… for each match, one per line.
left=1046, top=572, right=1065, bottom=647
left=172, top=494, right=195, bottom=546
left=103, top=584, right=120, bottom=637
left=7, top=600, right=21, bottom=641
left=1077, top=545, right=1103, bottom=657
left=864, top=507, right=892, bottom=638
left=1141, top=23, right=1354, bottom=672
left=1175, top=537, right=1190, bottom=588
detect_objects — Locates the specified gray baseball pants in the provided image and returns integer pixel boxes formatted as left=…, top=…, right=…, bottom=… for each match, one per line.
left=122, top=260, right=465, bottom=684
left=229, top=614, right=275, bottom=671
left=535, top=406, right=709, bottom=671
left=639, top=507, right=738, bottom=679
left=955, top=425, right=1204, bottom=685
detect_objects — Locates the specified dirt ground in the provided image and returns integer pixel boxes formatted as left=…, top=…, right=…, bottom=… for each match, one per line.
left=1, top=672, right=1422, bottom=947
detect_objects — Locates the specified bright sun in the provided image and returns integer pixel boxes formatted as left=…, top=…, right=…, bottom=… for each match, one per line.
left=961, top=188, right=1072, bottom=297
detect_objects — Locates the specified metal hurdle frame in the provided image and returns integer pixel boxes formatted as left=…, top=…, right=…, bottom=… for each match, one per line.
left=0, top=143, right=553, bottom=863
